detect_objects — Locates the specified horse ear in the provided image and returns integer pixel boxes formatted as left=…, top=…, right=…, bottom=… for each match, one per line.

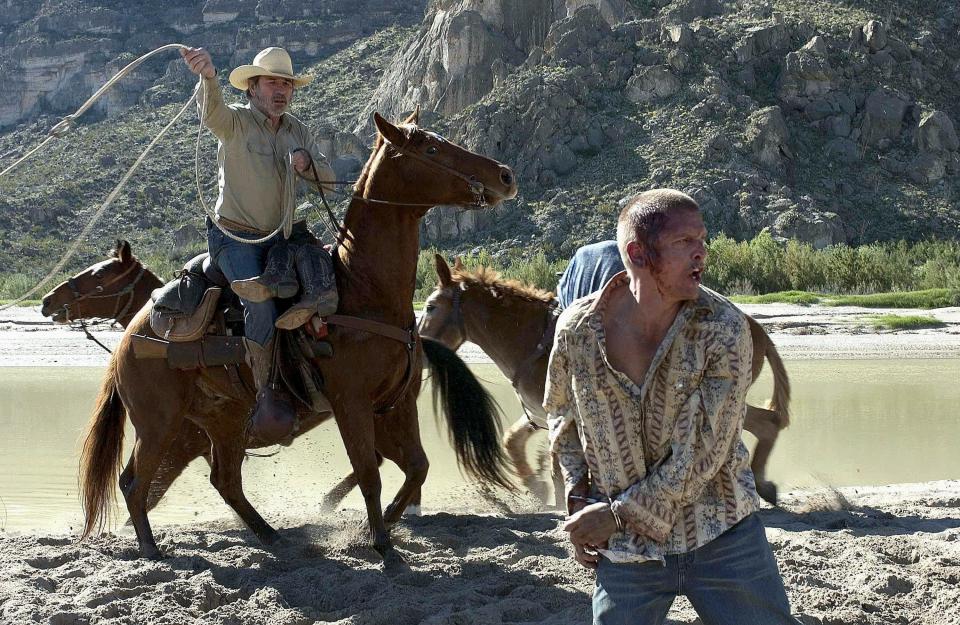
left=373, top=112, right=407, bottom=147
left=453, top=256, right=464, bottom=271
left=435, top=253, right=453, bottom=287
left=118, top=240, right=131, bottom=263
left=404, top=104, right=421, bottom=126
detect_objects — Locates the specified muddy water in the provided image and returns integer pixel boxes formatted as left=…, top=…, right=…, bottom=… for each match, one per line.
left=1, top=360, right=958, bottom=533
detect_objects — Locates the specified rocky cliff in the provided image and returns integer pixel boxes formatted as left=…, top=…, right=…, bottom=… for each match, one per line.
left=0, top=0, right=425, bottom=129
left=383, top=0, right=959, bottom=251
left=0, top=0, right=958, bottom=283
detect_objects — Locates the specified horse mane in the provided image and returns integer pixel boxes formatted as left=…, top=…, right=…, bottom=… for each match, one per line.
left=353, top=133, right=384, bottom=195
left=353, top=117, right=418, bottom=195
left=453, top=265, right=555, bottom=304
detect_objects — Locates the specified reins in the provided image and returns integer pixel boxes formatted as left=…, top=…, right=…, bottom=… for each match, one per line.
left=60, top=261, right=146, bottom=325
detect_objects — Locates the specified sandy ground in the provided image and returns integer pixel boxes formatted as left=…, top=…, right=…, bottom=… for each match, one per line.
left=1, top=304, right=959, bottom=624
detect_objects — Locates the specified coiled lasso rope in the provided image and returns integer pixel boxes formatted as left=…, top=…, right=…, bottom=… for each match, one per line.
left=0, top=43, right=300, bottom=311
left=0, top=44, right=196, bottom=310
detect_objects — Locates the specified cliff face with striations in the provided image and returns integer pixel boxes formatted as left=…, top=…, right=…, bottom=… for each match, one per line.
left=0, top=0, right=958, bottom=284
left=0, top=0, right=424, bottom=129
left=369, top=0, right=960, bottom=250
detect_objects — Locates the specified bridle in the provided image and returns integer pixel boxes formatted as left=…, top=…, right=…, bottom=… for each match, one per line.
left=59, top=260, right=147, bottom=326
left=422, top=286, right=468, bottom=349
left=424, top=283, right=559, bottom=431
left=353, top=133, right=490, bottom=209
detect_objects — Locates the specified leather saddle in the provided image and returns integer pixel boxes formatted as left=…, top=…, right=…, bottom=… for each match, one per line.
left=149, top=253, right=239, bottom=342
left=136, top=253, right=326, bottom=414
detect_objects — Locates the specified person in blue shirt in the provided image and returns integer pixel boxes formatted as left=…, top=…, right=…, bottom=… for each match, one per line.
left=556, top=240, right=624, bottom=309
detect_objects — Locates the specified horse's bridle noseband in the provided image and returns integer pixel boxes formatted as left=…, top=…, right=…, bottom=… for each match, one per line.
left=425, top=285, right=468, bottom=349
left=360, top=133, right=490, bottom=209
left=59, top=261, right=146, bottom=325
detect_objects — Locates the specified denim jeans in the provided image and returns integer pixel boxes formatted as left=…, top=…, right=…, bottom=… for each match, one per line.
left=593, top=513, right=799, bottom=625
left=206, top=219, right=279, bottom=346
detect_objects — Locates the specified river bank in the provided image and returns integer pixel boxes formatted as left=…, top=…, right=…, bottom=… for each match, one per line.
left=1, top=302, right=960, bottom=366
left=1, top=303, right=958, bottom=624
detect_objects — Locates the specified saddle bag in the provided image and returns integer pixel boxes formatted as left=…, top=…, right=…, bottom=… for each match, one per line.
left=150, top=253, right=224, bottom=342
left=150, top=287, right=222, bottom=342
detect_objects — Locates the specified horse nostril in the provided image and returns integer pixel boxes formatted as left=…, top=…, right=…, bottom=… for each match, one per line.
left=500, top=168, right=514, bottom=186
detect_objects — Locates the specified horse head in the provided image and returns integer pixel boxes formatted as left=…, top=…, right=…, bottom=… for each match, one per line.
left=41, top=239, right=150, bottom=325
left=419, top=254, right=469, bottom=350
left=419, top=254, right=554, bottom=351
left=357, top=110, right=517, bottom=210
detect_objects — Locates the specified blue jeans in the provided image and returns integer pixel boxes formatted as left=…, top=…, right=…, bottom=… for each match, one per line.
left=593, top=513, right=799, bottom=625
left=206, top=220, right=278, bottom=346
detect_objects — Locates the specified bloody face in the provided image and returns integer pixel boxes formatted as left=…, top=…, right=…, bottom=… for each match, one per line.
left=648, top=209, right=708, bottom=303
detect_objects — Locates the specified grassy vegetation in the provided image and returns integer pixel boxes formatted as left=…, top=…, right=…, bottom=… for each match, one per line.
left=868, top=314, right=947, bottom=330
left=0, top=299, right=40, bottom=307
left=828, top=289, right=960, bottom=309
left=729, top=291, right=823, bottom=305
left=414, top=233, right=960, bottom=308
left=705, top=232, right=960, bottom=296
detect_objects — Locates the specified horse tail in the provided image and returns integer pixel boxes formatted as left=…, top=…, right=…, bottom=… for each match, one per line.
left=421, top=337, right=514, bottom=491
left=79, top=356, right=126, bottom=538
left=764, top=339, right=791, bottom=429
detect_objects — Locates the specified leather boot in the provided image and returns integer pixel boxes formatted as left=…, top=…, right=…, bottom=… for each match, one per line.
left=244, top=337, right=274, bottom=390
left=275, top=244, right=339, bottom=330
left=231, top=241, right=299, bottom=303
left=244, top=337, right=296, bottom=444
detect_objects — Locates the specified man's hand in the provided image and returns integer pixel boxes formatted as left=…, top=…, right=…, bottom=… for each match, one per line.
left=291, top=149, right=312, bottom=173
left=181, top=47, right=216, bottom=79
left=562, top=502, right=618, bottom=570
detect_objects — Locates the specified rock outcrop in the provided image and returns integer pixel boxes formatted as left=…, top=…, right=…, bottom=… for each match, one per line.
left=355, top=0, right=652, bottom=135
left=0, top=0, right=425, bottom=129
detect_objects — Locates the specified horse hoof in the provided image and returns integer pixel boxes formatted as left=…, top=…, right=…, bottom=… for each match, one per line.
left=261, top=531, right=284, bottom=546
left=142, top=548, right=166, bottom=561
left=757, top=480, right=778, bottom=506
left=381, top=547, right=409, bottom=574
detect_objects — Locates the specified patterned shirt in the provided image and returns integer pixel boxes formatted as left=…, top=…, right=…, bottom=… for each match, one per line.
left=197, top=77, right=334, bottom=233
left=544, top=272, right=759, bottom=563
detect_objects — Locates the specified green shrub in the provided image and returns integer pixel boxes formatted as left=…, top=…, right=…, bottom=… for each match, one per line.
left=869, top=314, right=947, bottom=330
left=730, top=291, right=822, bottom=305
left=829, top=289, right=960, bottom=308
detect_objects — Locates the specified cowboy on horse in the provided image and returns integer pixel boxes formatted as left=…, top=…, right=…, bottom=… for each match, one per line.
left=181, top=46, right=339, bottom=435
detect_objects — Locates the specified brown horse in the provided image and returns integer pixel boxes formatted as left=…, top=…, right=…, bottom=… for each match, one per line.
left=418, top=255, right=790, bottom=507
left=40, top=240, right=434, bottom=523
left=41, top=240, right=162, bottom=328
left=41, top=241, right=238, bottom=519
left=76, top=111, right=518, bottom=560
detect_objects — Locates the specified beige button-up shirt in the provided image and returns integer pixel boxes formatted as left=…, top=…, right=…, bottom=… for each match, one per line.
left=545, top=273, right=759, bottom=563
left=198, top=77, right=334, bottom=233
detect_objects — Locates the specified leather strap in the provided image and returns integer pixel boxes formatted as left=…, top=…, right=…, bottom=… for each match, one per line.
left=326, top=314, right=417, bottom=346
left=325, top=314, right=418, bottom=414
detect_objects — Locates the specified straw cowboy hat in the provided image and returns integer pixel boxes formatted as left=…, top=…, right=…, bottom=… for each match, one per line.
left=228, top=47, right=313, bottom=90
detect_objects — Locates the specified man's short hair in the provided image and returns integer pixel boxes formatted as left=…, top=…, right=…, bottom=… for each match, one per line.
left=616, top=189, right=700, bottom=269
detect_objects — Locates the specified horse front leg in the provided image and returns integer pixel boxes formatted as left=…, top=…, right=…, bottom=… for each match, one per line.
left=376, top=396, right=429, bottom=525
left=320, top=452, right=384, bottom=514
left=504, top=417, right=551, bottom=505
left=144, top=422, right=210, bottom=515
left=121, top=432, right=179, bottom=560
left=207, top=412, right=280, bottom=545
left=334, top=403, right=391, bottom=556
